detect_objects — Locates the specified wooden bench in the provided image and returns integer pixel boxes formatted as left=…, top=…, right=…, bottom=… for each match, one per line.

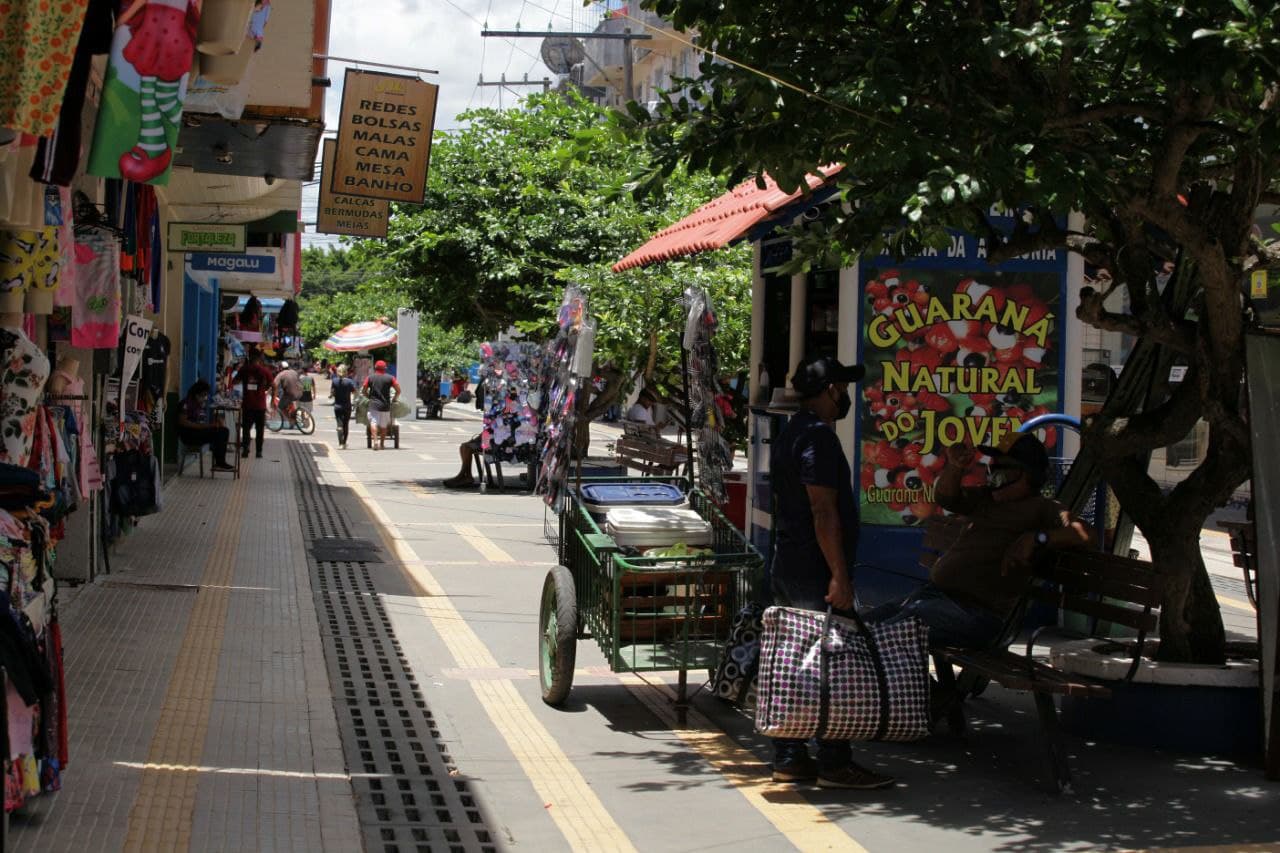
left=898, top=515, right=1166, bottom=793
left=1219, top=518, right=1258, bottom=610
left=614, top=421, right=689, bottom=476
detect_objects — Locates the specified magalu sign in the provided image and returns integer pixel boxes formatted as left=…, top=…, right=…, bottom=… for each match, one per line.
left=331, top=69, right=438, bottom=203
left=857, top=214, right=1068, bottom=527
left=188, top=251, right=277, bottom=276
left=167, top=223, right=247, bottom=254
left=317, top=139, right=390, bottom=238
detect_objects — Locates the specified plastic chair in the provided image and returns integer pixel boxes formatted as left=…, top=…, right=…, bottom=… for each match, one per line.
left=177, top=443, right=206, bottom=477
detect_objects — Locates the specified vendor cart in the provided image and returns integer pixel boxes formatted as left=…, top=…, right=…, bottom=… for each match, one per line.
left=539, top=477, right=761, bottom=717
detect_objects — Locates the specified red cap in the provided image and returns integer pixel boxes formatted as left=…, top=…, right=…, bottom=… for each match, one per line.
left=374, top=360, right=387, bottom=371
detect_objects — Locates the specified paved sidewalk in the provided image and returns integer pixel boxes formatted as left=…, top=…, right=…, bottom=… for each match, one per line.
left=10, top=443, right=361, bottom=852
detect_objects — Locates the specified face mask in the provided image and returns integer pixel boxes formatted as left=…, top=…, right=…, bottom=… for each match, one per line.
left=987, top=465, right=1023, bottom=489
left=834, top=389, right=853, bottom=420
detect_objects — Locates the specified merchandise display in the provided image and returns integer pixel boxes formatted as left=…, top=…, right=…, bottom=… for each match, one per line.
left=536, top=286, right=590, bottom=506
left=682, top=287, right=733, bottom=502
left=477, top=340, right=546, bottom=465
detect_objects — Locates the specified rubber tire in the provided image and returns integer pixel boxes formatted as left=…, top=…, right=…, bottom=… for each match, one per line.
left=393, top=426, right=400, bottom=448
left=539, top=566, right=577, bottom=706
left=267, top=410, right=284, bottom=432
left=296, top=409, right=316, bottom=435
left=366, top=425, right=373, bottom=449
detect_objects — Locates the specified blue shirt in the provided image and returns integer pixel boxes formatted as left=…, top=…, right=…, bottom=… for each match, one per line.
left=770, top=410, right=859, bottom=592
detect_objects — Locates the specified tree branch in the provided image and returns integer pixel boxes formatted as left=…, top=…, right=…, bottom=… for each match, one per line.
left=1076, top=286, right=1195, bottom=353
left=1084, top=367, right=1203, bottom=460
left=1043, top=102, right=1164, bottom=130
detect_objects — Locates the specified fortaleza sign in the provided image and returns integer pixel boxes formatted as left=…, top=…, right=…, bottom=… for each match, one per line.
left=331, top=69, right=438, bottom=203
left=317, top=139, right=389, bottom=238
left=167, top=223, right=246, bottom=253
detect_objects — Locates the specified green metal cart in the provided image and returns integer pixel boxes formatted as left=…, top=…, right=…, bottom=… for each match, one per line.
left=538, top=478, right=762, bottom=717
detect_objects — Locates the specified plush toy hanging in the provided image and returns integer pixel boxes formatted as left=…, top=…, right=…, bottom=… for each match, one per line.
left=88, top=0, right=202, bottom=185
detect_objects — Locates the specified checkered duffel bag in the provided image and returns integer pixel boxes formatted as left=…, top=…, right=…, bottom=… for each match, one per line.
left=755, top=606, right=931, bottom=742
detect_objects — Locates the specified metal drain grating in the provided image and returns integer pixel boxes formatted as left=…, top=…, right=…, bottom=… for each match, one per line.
left=291, top=444, right=502, bottom=853
left=312, top=537, right=386, bottom=563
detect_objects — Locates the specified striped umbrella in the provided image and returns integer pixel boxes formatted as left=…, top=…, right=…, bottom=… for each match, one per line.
left=322, top=320, right=398, bottom=352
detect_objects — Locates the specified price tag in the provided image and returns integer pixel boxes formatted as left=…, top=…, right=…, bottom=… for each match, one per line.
left=1251, top=270, right=1269, bottom=298
left=1169, top=365, right=1188, bottom=382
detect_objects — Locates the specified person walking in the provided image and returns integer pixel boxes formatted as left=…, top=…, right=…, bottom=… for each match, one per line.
left=330, top=364, right=357, bottom=448
left=362, top=360, right=400, bottom=450
left=768, top=356, right=894, bottom=790
left=233, top=350, right=274, bottom=458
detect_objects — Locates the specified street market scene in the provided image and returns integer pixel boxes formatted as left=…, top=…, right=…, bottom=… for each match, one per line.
left=0, top=0, right=1279, bottom=851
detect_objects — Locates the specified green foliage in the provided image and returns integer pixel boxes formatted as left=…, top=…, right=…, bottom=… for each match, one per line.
left=300, top=246, right=360, bottom=298
left=352, top=91, right=752, bottom=389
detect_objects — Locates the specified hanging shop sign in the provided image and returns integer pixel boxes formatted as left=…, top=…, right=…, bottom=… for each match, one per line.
left=120, top=314, right=153, bottom=422
left=858, top=224, right=1068, bottom=527
left=331, top=69, right=438, bottom=203
left=317, top=139, right=390, bottom=238
left=167, top=223, right=247, bottom=254
left=188, top=250, right=277, bottom=276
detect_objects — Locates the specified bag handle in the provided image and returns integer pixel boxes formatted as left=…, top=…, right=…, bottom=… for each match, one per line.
left=816, top=606, right=892, bottom=741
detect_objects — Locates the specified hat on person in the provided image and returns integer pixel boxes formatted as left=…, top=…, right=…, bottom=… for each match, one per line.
left=977, top=432, right=1050, bottom=483
left=374, top=360, right=387, bottom=371
left=336, top=364, right=348, bottom=377
left=790, top=356, right=866, bottom=397
left=279, top=361, right=289, bottom=370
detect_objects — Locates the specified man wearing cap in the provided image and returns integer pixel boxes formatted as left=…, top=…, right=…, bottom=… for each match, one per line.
left=769, top=356, right=894, bottom=790
left=865, top=431, right=1091, bottom=649
left=363, top=360, right=401, bottom=450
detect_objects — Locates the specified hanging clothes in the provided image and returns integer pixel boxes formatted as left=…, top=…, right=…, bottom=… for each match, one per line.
left=70, top=229, right=121, bottom=349
left=0, top=228, right=60, bottom=301
left=50, top=371, right=102, bottom=496
left=0, top=0, right=92, bottom=137
left=0, top=327, right=51, bottom=468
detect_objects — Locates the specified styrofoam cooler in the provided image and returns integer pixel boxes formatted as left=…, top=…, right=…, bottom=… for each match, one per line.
left=605, top=507, right=712, bottom=550
left=580, top=482, right=687, bottom=524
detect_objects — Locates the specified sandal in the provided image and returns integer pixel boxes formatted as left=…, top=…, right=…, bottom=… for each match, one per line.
left=442, top=476, right=476, bottom=489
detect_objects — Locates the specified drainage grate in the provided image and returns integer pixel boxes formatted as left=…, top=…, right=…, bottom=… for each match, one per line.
left=290, top=444, right=502, bottom=853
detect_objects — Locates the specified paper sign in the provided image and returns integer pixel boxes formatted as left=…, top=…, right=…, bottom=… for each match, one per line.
left=1252, top=270, right=1269, bottom=298
left=120, top=315, right=153, bottom=422
left=331, top=69, right=438, bottom=203
left=317, top=139, right=390, bottom=237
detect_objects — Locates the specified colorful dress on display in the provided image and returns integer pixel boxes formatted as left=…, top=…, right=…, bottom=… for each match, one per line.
left=0, top=0, right=92, bottom=136
left=51, top=370, right=103, bottom=495
left=88, top=0, right=201, bottom=185
left=70, top=230, right=121, bottom=348
left=0, top=327, right=51, bottom=467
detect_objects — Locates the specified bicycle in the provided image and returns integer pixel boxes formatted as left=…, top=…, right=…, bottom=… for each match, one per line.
left=267, top=401, right=315, bottom=435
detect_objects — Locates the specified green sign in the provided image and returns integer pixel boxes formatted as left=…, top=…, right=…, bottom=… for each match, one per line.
left=167, top=223, right=247, bottom=254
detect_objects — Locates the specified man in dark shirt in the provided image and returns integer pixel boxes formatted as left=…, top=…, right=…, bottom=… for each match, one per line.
left=233, top=350, right=275, bottom=458
left=362, top=360, right=400, bottom=450
left=865, top=432, right=1091, bottom=647
left=769, top=356, right=893, bottom=791
left=330, top=364, right=357, bottom=448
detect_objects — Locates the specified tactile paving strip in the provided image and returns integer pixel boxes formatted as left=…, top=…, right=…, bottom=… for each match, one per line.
left=291, top=444, right=501, bottom=853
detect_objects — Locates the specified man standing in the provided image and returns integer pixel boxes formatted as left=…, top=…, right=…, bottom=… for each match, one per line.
left=363, top=360, right=400, bottom=450
left=233, top=350, right=274, bottom=458
left=769, top=356, right=894, bottom=790
left=273, top=361, right=303, bottom=426
left=330, top=364, right=356, bottom=449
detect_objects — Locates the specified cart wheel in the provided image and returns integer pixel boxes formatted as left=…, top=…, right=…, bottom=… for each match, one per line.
left=393, top=425, right=400, bottom=449
left=366, top=425, right=372, bottom=449
left=539, top=566, right=577, bottom=706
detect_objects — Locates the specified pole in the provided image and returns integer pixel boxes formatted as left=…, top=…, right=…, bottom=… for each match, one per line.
left=623, top=27, right=634, bottom=103
left=680, top=345, right=697, bottom=488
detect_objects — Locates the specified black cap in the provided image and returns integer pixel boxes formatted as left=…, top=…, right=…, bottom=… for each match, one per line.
left=790, top=357, right=866, bottom=397
left=977, top=432, right=1050, bottom=477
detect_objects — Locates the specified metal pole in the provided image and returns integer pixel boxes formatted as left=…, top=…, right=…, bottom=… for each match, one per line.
left=623, top=27, right=634, bottom=103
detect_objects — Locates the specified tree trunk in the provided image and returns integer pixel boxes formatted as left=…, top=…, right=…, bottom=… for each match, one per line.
left=1145, top=529, right=1227, bottom=665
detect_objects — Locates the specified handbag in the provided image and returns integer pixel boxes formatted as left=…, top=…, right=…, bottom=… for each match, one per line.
left=755, top=606, right=931, bottom=742
left=712, top=602, right=765, bottom=707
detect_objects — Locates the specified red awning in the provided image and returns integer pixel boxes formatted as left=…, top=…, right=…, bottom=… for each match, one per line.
left=612, top=166, right=843, bottom=272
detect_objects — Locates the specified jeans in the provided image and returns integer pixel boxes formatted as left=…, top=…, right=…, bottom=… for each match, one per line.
left=769, top=573, right=857, bottom=771
left=179, top=425, right=228, bottom=466
left=242, top=409, right=266, bottom=455
left=334, top=406, right=351, bottom=445
left=863, top=583, right=1005, bottom=650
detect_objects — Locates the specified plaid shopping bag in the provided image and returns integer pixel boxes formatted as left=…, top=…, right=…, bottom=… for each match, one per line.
left=755, top=606, right=931, bottom=742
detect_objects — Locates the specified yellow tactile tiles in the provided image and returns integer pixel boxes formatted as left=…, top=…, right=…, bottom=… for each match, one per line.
left=122, top=469, right=251, bottom=852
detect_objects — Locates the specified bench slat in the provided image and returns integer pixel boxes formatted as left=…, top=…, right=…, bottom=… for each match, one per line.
left=1025, top=587, right=1158, bottom=632
left=1032, top=564, right=1164, bottom=607
left=937, top=648, right=1113, bottom=698
left=1047, top=551, right=1167, bottom=591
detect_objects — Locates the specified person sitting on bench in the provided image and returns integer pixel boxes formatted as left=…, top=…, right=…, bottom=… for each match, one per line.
left=626, top=387, right=667, bottom=428
left=863, top=432, right=1091, bottom=649
left=178, top=380, right=234, bottom=472
left=442, top=434, right=483, bottom=489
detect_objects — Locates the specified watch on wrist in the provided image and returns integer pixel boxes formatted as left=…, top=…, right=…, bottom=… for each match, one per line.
left=1035, top=530, right=1050, bottom=547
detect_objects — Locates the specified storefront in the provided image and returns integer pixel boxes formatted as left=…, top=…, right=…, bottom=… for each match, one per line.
left=614, top=175, right=1085, bottom=603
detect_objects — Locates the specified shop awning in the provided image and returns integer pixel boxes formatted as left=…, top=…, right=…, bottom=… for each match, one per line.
left=612, top=166, right=843, bottom=272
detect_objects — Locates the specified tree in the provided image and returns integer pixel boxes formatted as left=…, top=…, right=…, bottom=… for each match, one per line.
left=300, top=246, right=359, bottom=298
left=357, top=91, right=753, bottom=424
left=631, top=0, right=1280, bottom=663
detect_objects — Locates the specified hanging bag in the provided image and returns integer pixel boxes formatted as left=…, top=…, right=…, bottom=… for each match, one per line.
left=755, top=605, right=931, bottom=742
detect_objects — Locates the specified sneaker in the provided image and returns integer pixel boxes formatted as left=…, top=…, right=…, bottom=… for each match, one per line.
left=255, top=451, right=263, bottom=458
left=212, top=462, right=234, bottom=472
left=240, top=449, right=248, bottom=458
left=816, top=763, right=895, bottom=790
left=771, top=755, right=820, bottom=783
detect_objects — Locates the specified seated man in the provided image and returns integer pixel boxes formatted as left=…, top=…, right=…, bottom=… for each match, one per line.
left=177, top=380, right=234, bottom=472
left=626, top=388, right=665, bottom=428
left=442, top=434, right=482, bottom=489
left=864, top=432, right=1091, bottom=650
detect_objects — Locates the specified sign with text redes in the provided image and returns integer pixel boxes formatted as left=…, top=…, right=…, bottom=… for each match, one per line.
left=317, top=139, right=390, bottom=238
left=331, top=69, right=438, bottom=203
